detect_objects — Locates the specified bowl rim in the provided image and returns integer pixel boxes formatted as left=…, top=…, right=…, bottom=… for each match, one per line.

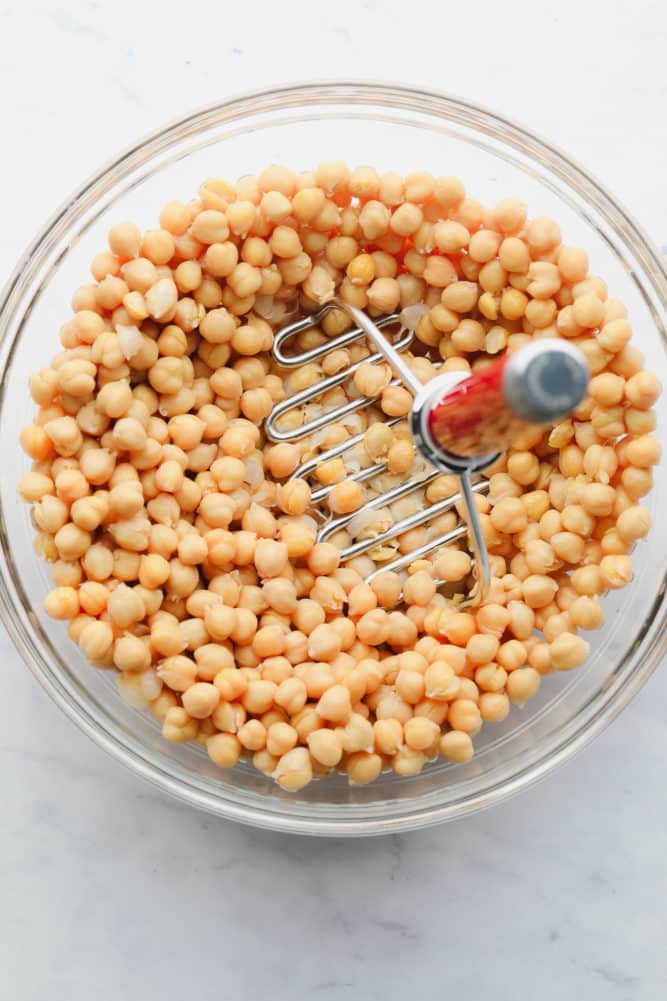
left=1, top=80, right=666, bottom=836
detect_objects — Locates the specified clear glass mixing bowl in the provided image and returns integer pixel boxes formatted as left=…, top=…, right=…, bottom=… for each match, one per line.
left=1, top=83, right=665, bottom=836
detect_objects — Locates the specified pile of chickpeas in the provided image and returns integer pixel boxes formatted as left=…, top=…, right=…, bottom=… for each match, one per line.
left=18, top=162, right=661, bottom=792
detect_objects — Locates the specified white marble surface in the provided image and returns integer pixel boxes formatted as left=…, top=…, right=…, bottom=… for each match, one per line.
left=2, top=2, right=666, bottom=998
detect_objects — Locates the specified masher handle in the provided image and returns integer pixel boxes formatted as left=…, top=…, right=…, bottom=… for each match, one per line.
left=427, top=340, right=590, bottom=461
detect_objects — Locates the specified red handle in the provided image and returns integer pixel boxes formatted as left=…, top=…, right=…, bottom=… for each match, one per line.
left=428, top=355, right=531, bottom=459
left=427, top=340, right=590, bottom=461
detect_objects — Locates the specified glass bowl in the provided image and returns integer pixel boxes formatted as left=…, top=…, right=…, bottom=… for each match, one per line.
left=1, top=82, right=665, bottom=837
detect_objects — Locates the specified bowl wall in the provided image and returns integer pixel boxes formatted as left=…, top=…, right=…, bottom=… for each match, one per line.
left=1, top=83, right=665, bottom=834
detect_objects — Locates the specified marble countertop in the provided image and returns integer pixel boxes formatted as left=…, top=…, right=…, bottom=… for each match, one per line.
left=2, top=3, right=666, bottom=998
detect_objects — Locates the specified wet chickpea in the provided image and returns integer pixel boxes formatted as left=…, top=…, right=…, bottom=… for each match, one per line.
left=569, top=595, right=604, bottom=631
left=490, top=497, right=528, bottom=534
left=180, top=682, right=219, bottom=719
left=600, top=554, right=633, bottom=589
left=44, top=586, right=79, bottom=620
left=403, top=570, right=436, bottom=607
left=478, top=691, right=510, bottom=721
left=272, top=747, right=312, bottom=791
left=403, top=716, right=439, bottom=752
left=354, top=362, right=392, bottom=398
left=615, top=505, right=650, bottom=543
left=265, top=722, right=298, bottom=758
left=447, top=699, right=482, bottom=735
left=439, top=730, right=474, bottom=763
left=370, top=572, right=401, bottom=610
left=328, top=479, right=364, bottom=515
left=523, top=574, right=559, bottom=609
left=433, top=549, right=472, bottom=582
left=205, top=732, right=241, bottom=768
left=506, top=667, right=541, bottom=704
left=550, top=632, right=589, bottom=672
left=424, top=661, right=458, bottom=700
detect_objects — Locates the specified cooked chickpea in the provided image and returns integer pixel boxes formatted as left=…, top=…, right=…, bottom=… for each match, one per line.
left=490, top=497, right=528, bottom=535
left=265, top=722, right=298, bottom=758
left=433, top=549, right=471, bottom=582
left=439, top=730, right=473, bottom=763
left=600, top=554, right=633, bottom=589
left=446, top=699, right=481, bottom=734
left=44, top=586, right=79, bottom=620
left=390, top=746, right=424, bottom=776
left=522, top=574, right=559, bottom=609
left=272, top=747, right=312, bottom=791
left=207, top=733, right=241, bottom=768
left=403, top=570, right=436, bottom=607
left=181, top=682, right=220, bottom=719
left=328, top=479, right=364, bottom=515
left=404, top=716, right=439, bottom=751
left=569, top=595, right=604, bottom=631
left=506, top=667, right=541, bottom=704
left=550, top=632, right=590, bottom=672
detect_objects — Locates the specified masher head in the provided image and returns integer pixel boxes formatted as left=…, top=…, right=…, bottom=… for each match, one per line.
left=267, top=298, right=589, bottom=609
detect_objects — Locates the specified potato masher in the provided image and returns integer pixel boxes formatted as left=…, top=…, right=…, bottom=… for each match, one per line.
left=266, top=299, right=589, bottom=608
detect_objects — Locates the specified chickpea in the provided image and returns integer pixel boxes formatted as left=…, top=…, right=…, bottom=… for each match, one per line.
left=581, top=482, right=616, bottom=517
left=506, top=667, right=541, bottom=704
left=569, top=595, right=604, bottom=631
left=445, top=699, right=480, bottom=735
left=600, top=554, right=633, bottom=589
left=549, top=531, right=585, bottom=564
left=523, top=574, right=559, bottom=609
left=356, top=609, right=390, bottom=646
left=389, top=746, right=424, bottom=776
left=304, top=624, right=340, bottom=663
left=277, top=520, right=314, bottom=560
left=489, top=496, right=528, bottom=535
left=550, top=632, right=590, bottom=672
left=56, top=469, right=90, bottom=504
left=180, top=682, right=219, bottom=719
left=369, top=572, right=400, bottom=610
left=438, top=730, right=472, bottom=763
left=423, top=661, right=458, bottom=701
left=354, top=362, right=392, bottom=398
left=466, top=633, right=500, bottom=666
left=498, top=236, right=530, bottom=273
left=403, top=570, right=436, bottom=607
left=395, top=669, right=426, bottom=705
left=264, top=722, right=298, bottom=758
left=328, top=479, right=364, bottom=515
left=404, top=716, right=440, bottom=751
left=478, top=691, right=510, bottom=721
left=616, top=505, right=650, bottom=543
left=621, top=466, right=653, bottom=501
left=272, top=747, right=313, bottom=791
left=433, top=549, right=472, bottom=583
left=367, top=277, right=401, bottom=313
left=19, top=471, right=54, bottom=503
left=54, top=523, right=91, bottom=561
left=369, top=719, right=400, bottom=757
left=229, top=719, right=264, bottom=755
left=625, top=435, right=660, bottom=468
left=44, top=586, right=79, bottom=620
left=598, top=319, right=632, bottom=353
left=207, top=733, right=241, bottom=768
left=315, top=684, right=351, bottom=724
left=342, top=751, right=381, bottom=786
